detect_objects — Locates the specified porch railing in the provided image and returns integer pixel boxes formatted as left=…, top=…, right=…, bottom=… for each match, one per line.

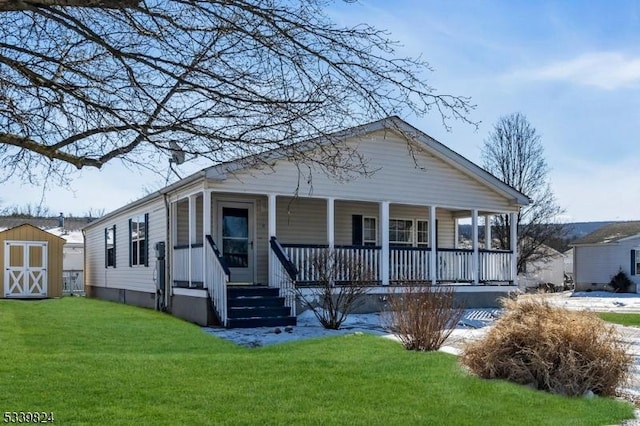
left=479, top=249, right=512, bottom=282
left=173, top=245, right=190, bottom=283
left=281, top=243, right=512, bottom=284
left=190, top=244, right=204, bottom=283
left=270, top=237, right=297, bottom=315
left=205, top=235, right=230, bottom=326
left=437, top=248, right=474, bottom=282
left=390, top=246, right=430, bottom=282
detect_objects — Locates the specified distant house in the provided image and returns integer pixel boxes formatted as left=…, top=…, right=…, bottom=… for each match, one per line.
left=82, top=116, right=530, bottom=327
left=518, top=244, right=567, bottom=291
left=572, top=221, right=640, bottom=292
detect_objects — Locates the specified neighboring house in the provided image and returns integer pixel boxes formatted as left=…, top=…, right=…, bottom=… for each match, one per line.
left=1, top=224, right=65, bottom=298
left=0, top=215, right=90, bottom=293
left=83, top=116, right=530, bottom=327
left=518, top=244, right=567, bottom=291
left=572, top=221, right=640, bottom=292
left=563, top=248, right=574, bottom=284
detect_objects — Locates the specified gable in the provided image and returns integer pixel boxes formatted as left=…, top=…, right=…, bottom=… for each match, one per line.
left=209, top=130, right=520, bottom=212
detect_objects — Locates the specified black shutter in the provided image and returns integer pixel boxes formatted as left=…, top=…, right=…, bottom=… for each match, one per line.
left=104, top=228, right=108, bottom=268
left=144, top=213, right=149, bottom=267
left=632, top=250, right=637, bottom=276
left=113, top=225, right=116, bottom=268
left=128, top=218, right=133, bottom=267
left=435, top=220, right=439, bottom=249
left=352, top=215, right=363, bottom=246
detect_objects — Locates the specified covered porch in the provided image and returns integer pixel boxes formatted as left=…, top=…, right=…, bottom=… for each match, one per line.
left=168, top=188, right=519, bottom=326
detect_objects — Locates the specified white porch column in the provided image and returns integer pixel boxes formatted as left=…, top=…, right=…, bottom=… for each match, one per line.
left=484, top=215, right=492, bottom=250
left=472, top=209, right=479, bottom=285
left=380, top=201, right=390, bottom=285
left=454, top=218, right=459, bottom=249
left=202, top=190, right=211, bottom=288
left=510, top=212, right=518, bottom=284
left=327, top=197, right=335, bottom=249
left=429, top=205, right=437, bottom=285
left=268, top=194, right=277, bottom=284
left=188, top=195, right=196, bottom=287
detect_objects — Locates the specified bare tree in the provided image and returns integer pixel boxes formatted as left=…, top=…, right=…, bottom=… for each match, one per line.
left=481, top=113, right=566, bottom=273
left=0, top=0, right=475, bottom=185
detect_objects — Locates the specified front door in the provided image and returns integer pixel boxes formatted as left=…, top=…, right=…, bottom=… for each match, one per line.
left=4, top=241, right=48, bottom=297
left=218, top=202, right=254, bottom=283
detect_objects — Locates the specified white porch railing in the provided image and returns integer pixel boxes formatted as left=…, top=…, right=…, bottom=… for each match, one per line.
left=283, top=245, right=381, bottom=283
left=270, top=237, right=297, bottom=316
left=479, top=250, right=512, bottom=282
left=173, top=246, right=190, bottom=282
left=437, top=249, right=473, bottom=282
left=190, top=244, right=204, bottom=283
left=205, top=235, right=229, bottom=326
left=390, top=247, right=430, bottom=282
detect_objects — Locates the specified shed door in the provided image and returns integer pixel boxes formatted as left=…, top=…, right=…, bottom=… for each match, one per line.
left=4, top=241, right=48, bottom=297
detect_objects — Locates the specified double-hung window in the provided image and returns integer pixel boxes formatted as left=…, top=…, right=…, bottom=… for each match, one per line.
left=105, top=225, right=116, bottom=268
left=389, top=219, right=414, bottom=246
left=363, top=217, right=377, bottom=246
left=417, top=220, right=429, bottom=247
left=129, top=214, right=148, bottom=267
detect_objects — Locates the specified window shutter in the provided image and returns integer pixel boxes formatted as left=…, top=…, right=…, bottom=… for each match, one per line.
left=632, top=250, right=637, bottom=276
left=128, top=218, right=133, bottom=267
left=104, top=228, right=108, bottom=268
left=435, top=220, right=439, bottom=249
left=113, top=225, right=116, bottom=268
left=352, top=215, right=363, bottom=246
left=144, top=213, right=149, bottom=267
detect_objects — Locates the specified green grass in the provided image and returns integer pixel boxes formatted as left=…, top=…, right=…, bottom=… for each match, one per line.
left=0, top=298, right=634, bottom=425
left=599, top=312, right=640, bottom=327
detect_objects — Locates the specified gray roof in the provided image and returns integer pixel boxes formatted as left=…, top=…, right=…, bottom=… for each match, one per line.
left=0, top=216, right=92, bottom=232
left=572, top=221, right=640, bottom=245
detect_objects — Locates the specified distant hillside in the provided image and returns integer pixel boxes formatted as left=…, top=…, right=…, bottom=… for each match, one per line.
left=458, top=221, right=614, bottom=252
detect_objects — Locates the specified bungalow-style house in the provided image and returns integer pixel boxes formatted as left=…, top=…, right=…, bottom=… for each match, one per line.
left=83, top=117, right=530, bottom=327
left=572, top=221, right=640, bottom=292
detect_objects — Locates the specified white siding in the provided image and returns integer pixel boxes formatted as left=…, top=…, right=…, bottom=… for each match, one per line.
left=574, top=238, right=640, bottom=291
left=209, top=131, right=516, bottom=212
left=85, top=197, right=167, bottom=293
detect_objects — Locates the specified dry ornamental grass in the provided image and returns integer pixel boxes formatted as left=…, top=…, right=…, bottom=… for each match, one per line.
left=461, top=297, right=631, bottom=396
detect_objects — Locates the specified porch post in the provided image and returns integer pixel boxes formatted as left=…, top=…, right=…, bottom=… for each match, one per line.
left=454, top=218, right=459, bottom=249
left=429, top=205, right=437, bottom=285
left=268, top=194, right=277, bottom=285
left=510, top=212, right=518, bottom=284
left=485, top=215, right=492, bottom=250
left=202, top=190, right=211, bottom=289
left=188, top=195, right=196, bottom=287
left=327, top=197, right=335, bottom=249
left=380, top=201, right=390, bottom=285
left=472, top=209, right=479, bottom=285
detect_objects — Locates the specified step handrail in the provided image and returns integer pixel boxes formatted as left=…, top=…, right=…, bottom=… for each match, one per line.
left=205, top=234, right=229, bottom=326
left=206, top=235, right=230, bottom=279
left=270, top=236, right=298, bottom=280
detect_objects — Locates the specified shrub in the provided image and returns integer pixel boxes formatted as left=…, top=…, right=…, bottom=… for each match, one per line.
left=460, top=297, right=631, bottom=396
left=610, top=270, right=633, bottom=293
left=295, top=249, right=371, bottom=329
left=386, top=285, right=463, bottom=351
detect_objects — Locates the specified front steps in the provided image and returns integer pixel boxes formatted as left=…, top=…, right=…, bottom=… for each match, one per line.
left=226, top=286, right=297, bottom=328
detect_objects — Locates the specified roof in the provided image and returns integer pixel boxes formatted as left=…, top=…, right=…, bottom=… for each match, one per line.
left=87, top=116, right=531, bottom=228
left=0, top=217, right=89, bottom=244
left=0, top=223, right=66, bottom=241
left=572, top=221, right=640, bottom=245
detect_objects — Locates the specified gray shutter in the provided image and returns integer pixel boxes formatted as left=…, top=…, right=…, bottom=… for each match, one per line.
left=352, top=215, right=363, bottom=246
left=632, top=250, right=637, bottom=276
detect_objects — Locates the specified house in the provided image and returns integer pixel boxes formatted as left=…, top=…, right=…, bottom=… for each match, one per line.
left=572, top=221, right=640, bottom=292
left=518, top=243, right=567, bottom=291
left=0, top=215, right=89, bottom=294
left=0, top=223, right=65, bottom=298
left=83, top=117, right=530, bottom=327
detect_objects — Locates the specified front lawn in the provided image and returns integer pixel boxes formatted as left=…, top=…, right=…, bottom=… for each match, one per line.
left=0, top=298, right=634, bottom=425
left=599, top=312, right=640, bottom=327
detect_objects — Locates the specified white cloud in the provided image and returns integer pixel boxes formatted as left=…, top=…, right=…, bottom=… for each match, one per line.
left=507, top=52, right=640, bottom=90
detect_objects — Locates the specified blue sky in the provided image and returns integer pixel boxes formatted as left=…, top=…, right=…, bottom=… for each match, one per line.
left=4, top=0, right=640, bottom=221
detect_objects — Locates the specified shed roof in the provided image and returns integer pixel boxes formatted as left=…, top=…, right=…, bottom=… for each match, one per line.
left=572, top=221, right=640, bottom=245
left=0, top=223, right=66, bottom=242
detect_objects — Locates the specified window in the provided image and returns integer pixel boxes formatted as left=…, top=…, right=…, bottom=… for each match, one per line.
left=417, top=220, right=429, bottom=247
left=633, top=249, right=640, bottom=276
left=363, top=217, right=377, bottom=246
left=129, top=214, right=148, bottom=267
left=105, top=225, right=116, bottom=267
left=637, top=250, right=640, bottom=275
left=389, top=219, right=414, bottom=246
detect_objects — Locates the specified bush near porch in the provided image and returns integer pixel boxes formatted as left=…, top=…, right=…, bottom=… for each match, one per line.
left=0, top=298, right=633, bottom=425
